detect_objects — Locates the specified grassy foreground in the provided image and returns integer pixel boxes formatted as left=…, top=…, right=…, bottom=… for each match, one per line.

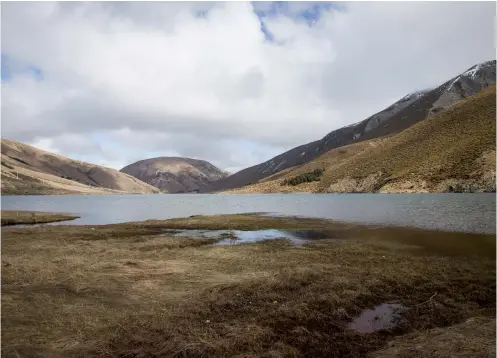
left=2, top=214, right=495, bottom=357
left=1, top=210, right=80, bottom=226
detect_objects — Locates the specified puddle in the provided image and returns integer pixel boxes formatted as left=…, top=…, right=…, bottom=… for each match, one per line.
left=347, top=303, right=406, bottom=333
left=165, top=229, right=331, bottom=246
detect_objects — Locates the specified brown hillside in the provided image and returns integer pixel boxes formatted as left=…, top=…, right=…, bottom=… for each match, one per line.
left=225, top=85, right=496, bottom=194
left=121, top=157, right=228, bottom=193
left=1, top=139, right=160, bottom=195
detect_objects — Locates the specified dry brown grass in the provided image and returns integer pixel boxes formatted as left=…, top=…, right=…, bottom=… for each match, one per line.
left=369, top=316, right=496, bottom=358
left=225, top=85, right=496, bottom=194
left=2, top=214, right=495, bottom=357
left=1, top=210, right=79, bottom=226
left=1, top=161, right=127, bottom=196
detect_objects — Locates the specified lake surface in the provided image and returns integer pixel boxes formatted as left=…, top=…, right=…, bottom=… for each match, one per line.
left=1, top=193, right=495, bottom=234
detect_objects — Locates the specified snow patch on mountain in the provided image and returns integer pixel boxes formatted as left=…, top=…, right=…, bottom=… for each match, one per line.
left=447, top=76, right=461, bottom=91
left=463, top=65, right=480, bottom=79
left=401, top=89, right=430, bottom=102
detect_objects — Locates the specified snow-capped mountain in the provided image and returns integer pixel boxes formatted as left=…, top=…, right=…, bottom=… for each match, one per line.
left=205, top=60, right=496, bottom=192
left=431, top=60, right=496, bottom=114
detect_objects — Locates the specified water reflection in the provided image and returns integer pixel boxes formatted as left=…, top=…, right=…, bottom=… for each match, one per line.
left=347, top=303, right=406, bottom=333
left=166, top=229, right=330, bottom=246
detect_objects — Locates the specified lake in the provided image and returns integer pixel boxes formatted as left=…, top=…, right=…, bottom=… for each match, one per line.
left=1, top=193, right=495, bottom=234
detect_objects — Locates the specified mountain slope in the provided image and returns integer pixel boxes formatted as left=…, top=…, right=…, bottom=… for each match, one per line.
left=206, top=60, right=496, bottom=192
left=224, top=84, right=496, bottom=194
left=120, top=157, right=228, bottom=193
left=1, top=139, right=160, bottom=195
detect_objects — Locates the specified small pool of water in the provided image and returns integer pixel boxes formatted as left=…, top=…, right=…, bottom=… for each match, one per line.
left=167, top=229, right=330, bottom=246
left=347, top=303, right=406, bottom=333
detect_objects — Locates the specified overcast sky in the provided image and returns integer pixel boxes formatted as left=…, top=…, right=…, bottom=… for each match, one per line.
left=1, top=1, right=495, bottom=173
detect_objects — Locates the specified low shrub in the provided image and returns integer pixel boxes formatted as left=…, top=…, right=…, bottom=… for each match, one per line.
left=281, top=168, right=325, bottom=186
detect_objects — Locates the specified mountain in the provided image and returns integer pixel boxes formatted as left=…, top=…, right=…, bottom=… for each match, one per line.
left=1, top=139, right=160, bottom=195
left=204, top=60, right=496, bottom=192
left=120, top=157, right=229, bottom=193
left=224, top=84, right=496, bottom=194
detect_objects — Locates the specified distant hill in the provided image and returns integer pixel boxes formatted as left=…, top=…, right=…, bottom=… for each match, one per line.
left=206, top=60, right=496, bottom=192
left=1, top=139, right=160, bottom=195
left=223, top=84, right=496, bottom=194
left=120, top=157, right=229, bottom=193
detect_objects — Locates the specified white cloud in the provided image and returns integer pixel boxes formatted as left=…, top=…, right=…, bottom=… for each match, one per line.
left=29, top=138, right=59, bottom=154
left=1, top=1, right=495, bottom=171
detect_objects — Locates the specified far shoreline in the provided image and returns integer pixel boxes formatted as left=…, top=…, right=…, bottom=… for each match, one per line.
left=1, top=210, right=80, bottom=226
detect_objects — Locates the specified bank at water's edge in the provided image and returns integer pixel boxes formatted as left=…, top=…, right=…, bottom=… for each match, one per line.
left=1, top=210, right=79, bottom=226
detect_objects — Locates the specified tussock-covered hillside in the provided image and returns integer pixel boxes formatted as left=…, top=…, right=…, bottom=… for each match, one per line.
left=224, top=85, right=496, bottom=194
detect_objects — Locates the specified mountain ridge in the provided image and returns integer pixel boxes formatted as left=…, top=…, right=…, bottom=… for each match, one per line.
left=223, top=84, right=496, bottom=194
left=204, top=59, right=496, bottom=192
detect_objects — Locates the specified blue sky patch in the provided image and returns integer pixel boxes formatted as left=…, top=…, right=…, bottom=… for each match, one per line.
left=298, top=2, right=333, bottom=25
left=259, top=20, right=274, bottom=42
left=28, top=66, right=44, bottom=81
left=1, top=53, right=12, bottom=81
left=1, top=52, right=44, bottom=82
left=253, top=2, right=333, bottom=22
left=253, top=2, right=333, bottom=42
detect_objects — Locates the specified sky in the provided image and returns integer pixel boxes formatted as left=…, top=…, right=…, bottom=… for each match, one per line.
left=1, top=1, right=495, bottom=173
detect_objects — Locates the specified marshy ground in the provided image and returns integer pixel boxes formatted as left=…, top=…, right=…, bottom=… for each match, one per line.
left=1, top=212, right=495, bottom=357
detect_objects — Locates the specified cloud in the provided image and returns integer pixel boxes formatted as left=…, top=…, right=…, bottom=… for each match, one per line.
left=1, top=1, right=495, bottom=171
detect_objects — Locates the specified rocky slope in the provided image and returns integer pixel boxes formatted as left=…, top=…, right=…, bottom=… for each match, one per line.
left=1, top=139, right=160, bottom=195
left=206, top=60, right=496, bottom=192
left=120, top=157, right=228, bottom=193
left=224, top=85, right=496, bottom=194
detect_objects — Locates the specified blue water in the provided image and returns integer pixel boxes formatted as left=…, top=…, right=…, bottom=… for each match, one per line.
left=1, top=193, right=495, bottom=233
left=168, top=229, right=310, bottom=246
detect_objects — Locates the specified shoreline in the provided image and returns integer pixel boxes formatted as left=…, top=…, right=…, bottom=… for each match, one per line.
left=1, top=210, right=80, bottom=226
left=1, top=205, right=495, bottom=235
left=3, top=189, right=496, bottom=196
